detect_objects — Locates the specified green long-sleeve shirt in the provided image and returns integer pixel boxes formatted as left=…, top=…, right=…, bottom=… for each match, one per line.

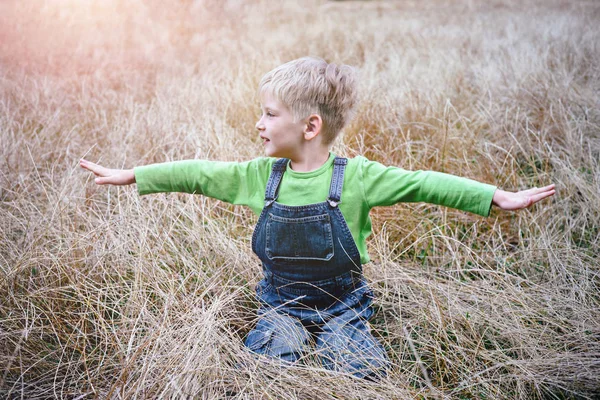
left=134, top=152, right=496, bottom=264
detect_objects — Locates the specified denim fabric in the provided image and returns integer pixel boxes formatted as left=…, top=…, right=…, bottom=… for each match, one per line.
left=246, top=157, right=389, bottom=379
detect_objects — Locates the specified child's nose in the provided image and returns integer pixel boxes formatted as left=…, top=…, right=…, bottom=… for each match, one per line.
left=255, top=118, right=265, bottom=130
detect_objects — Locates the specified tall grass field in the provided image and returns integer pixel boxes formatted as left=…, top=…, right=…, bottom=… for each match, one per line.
left=1, top=0, right=599, bottom=398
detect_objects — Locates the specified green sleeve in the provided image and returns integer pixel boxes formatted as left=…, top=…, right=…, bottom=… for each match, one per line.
left=133, top=158, right=274, bottom=213
left=360, top=158, right=497, bottom=217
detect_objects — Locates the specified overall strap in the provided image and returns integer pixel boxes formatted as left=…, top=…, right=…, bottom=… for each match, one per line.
left=327, top=157, right=348, bottom=208
left=264, top=158, right=289, bottom=206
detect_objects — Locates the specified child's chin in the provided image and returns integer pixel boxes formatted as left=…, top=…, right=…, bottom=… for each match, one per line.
left=264, top=148, right=279, bottom=158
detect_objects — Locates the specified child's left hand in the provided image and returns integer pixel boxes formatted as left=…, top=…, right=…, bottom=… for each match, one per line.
left=492, top=184, right=556, bottom=211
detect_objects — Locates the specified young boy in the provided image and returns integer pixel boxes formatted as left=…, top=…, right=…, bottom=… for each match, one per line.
left=80, top=57, right=555, bottom=380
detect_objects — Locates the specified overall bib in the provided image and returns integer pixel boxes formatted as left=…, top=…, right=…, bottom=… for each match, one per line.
left=245, top=157, right=389, bottom=379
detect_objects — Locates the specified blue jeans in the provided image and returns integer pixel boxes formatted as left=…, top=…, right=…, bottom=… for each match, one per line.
left=245, top=271, right=389, bottom=379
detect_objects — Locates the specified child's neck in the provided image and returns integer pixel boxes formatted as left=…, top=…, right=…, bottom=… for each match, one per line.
left=289, top=150, right=331, bottom=172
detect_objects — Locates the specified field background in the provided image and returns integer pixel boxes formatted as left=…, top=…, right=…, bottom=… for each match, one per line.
left=1, top=0, right=599, bottom=398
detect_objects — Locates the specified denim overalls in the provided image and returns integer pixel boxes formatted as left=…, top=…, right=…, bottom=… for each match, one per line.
left=245, top=157, right=389, bottom=379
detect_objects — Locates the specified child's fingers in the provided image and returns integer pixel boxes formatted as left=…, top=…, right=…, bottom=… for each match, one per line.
left=80, top=159, right=96, bottom=172
left=523, top=184, right=555, bottom=196
left=80, top=161, right=94, bottom=173
left=80, top=159, right=100, bottom=170
left=80, top=159, right=108, bottom=176
left=530, top=189, right=556, bottom=204
left=536, top=184, right=556, bottom=193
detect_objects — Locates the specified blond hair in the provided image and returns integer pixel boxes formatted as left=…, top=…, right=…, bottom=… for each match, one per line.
left=258, top=57, right=359, bottom=145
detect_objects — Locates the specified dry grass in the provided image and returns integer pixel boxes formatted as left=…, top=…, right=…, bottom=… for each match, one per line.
left=1, top=0, right=599, bottom=398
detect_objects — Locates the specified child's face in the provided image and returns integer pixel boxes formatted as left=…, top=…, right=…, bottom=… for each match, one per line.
left=256, top=91, right=306, bottom=159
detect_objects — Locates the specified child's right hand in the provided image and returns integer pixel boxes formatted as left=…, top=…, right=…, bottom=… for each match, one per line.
left=80, top=159, right=136, bottom=186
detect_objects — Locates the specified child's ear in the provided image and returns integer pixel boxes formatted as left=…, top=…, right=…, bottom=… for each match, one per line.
left=303, top=114, right=322, bottom=141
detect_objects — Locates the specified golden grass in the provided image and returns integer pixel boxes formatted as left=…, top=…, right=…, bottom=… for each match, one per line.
left=1, top=0, right=599, bottom=398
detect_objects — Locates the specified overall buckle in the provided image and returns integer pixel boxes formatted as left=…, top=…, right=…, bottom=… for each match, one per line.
left=327, top=198, right=340, bottom=208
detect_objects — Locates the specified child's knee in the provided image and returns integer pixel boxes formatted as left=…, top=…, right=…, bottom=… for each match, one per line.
left=317, top=337, right=389, bottom=379
left=316, top=318, right=390, bottom=379
left=244, top=312, right=311, bottom=362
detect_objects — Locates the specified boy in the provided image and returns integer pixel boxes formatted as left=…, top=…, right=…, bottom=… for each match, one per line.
left=80, top=57, right=555, bottom=380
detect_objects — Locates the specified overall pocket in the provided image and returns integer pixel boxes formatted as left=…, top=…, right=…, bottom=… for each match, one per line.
left=266, top=213, right=334, bottom=261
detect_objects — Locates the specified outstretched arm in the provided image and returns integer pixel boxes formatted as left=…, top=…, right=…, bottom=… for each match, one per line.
left=492, top=184, right=555, bottom=211
left=80, top=159, right=135, bottom=186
